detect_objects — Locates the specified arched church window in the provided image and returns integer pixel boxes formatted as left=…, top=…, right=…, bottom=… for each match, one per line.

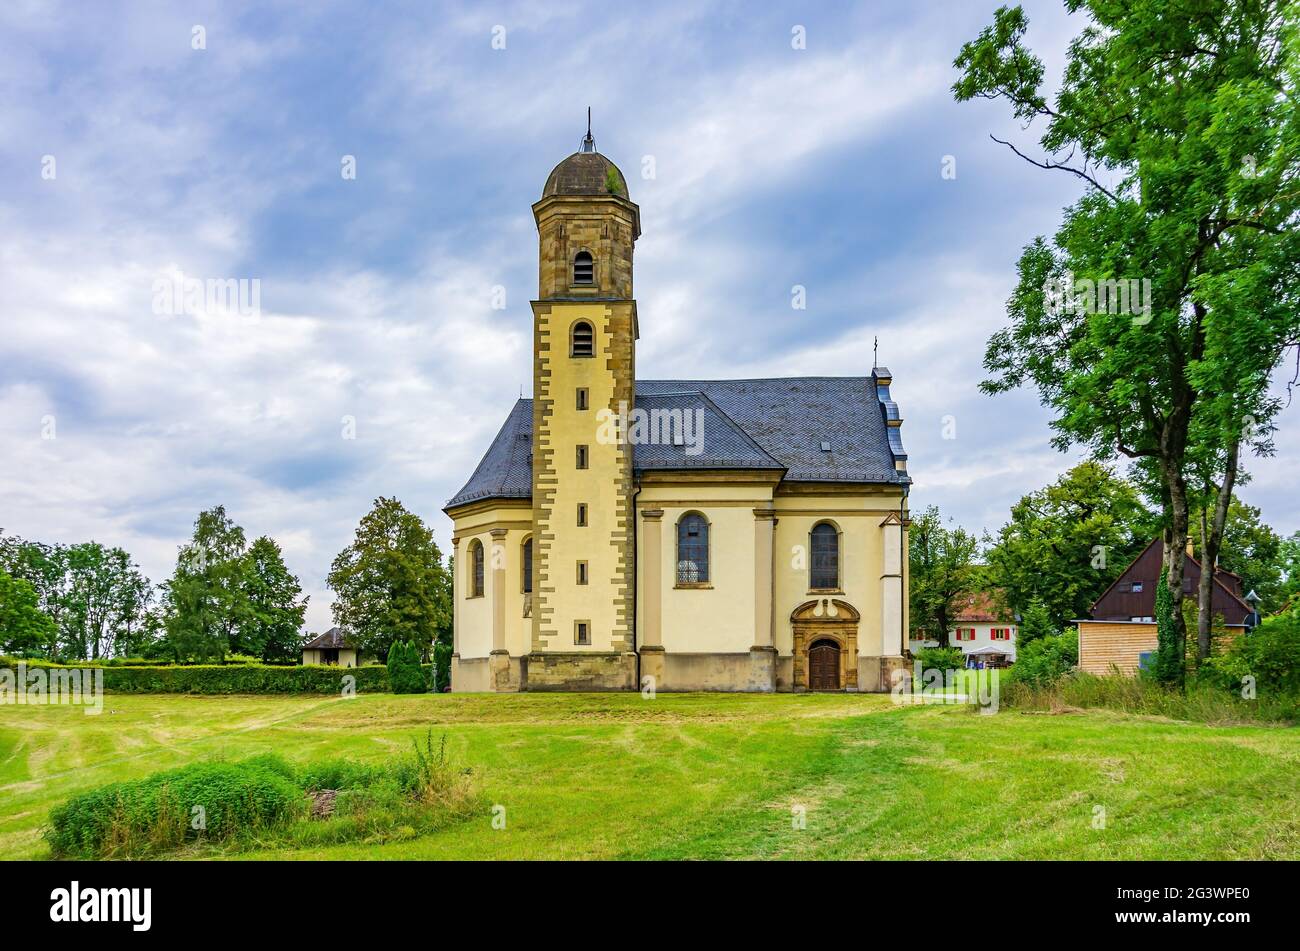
left=522, top=537, right=533, bottom=593
left=810, top=522, right=840, bottom=590
left=677, top=513, right=709, bottom=584
left=573, top=250, right=594, bottom=285
left=469, top=539, right=485, bottom=598
left=571, top=321, right=594, bottom=357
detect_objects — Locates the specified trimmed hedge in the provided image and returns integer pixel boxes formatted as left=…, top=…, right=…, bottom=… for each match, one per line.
left=0, top=660, right=409, bottom=694
left=0, top=654, right=297, bottom=667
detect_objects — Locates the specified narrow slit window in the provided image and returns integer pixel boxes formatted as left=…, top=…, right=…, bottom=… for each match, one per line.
left=576, top=561, right=588, bottom=585
left=577, top=503, right=588, bottom=526
left=575, top=621, right=590, bottom=646
left=469, top=539, right=484, bottom=598
left=522, top=537, right=533, bottom=594
left=576, top=387, right=589, bottom=410
left=576, top=445, right=589, bottom=469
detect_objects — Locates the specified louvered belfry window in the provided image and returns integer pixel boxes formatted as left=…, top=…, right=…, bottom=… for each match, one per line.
left=573, top=250, right=594, bottom=284
left=677, top=513, right=709, bottom=584
left=571, top=321, right=594, bottom=357
left=811, top=522, right=839, bottom=589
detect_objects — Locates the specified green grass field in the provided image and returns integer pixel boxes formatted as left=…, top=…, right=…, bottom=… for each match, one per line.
left=1, top=692, right=1297, bottom=860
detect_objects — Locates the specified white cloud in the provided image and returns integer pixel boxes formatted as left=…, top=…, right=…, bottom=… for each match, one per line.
left=1, top=0, right=1295, bottom=641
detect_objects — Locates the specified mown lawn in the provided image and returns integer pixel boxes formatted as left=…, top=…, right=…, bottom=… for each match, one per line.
left=1, top=692, right=1296, bottom=860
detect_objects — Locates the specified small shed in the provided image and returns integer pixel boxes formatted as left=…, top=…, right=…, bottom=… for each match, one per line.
left=302, top=627, right=360, bottom=668
left=1076, top=618, right=1246, bottom=675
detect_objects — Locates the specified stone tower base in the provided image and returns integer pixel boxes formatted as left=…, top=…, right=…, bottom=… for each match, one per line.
left=522, top=652, right=638, bottom=691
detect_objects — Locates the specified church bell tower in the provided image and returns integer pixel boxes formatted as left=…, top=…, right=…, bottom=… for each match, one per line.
left=527, top=118, right=641, bottom=688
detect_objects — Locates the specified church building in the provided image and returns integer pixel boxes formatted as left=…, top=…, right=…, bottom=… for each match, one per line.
left=445, top=131, right=911, bottom=693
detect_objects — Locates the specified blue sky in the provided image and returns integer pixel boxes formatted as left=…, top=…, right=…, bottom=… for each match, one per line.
left=3, top=0, right=1296, bottom=632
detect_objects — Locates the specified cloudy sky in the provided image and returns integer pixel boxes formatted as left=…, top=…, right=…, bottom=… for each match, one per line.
left=3, top=0, right=1296, bottom=633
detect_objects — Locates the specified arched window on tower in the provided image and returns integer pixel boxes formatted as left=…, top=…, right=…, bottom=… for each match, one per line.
left=572, top=250, right=594, bottom=285
left=571, top=321, right=594, bottom=357
left=468, top=539, right=485, bottom=598
left=810, top=522, right=840, bottom=590
left=677, top=513, right=710, bottom=584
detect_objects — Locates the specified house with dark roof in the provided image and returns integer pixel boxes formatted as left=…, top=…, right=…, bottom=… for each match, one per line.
left=1077, top=538, right=1253, bottom=675
left=302, top=627, right=361, bottom=668
left=443, top=128, right=911, bottom=694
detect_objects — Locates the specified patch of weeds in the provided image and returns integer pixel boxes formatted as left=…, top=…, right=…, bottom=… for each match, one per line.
left=45, top=733, right=480, bottom=858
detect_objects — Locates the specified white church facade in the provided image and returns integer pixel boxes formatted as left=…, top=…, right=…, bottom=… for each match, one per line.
left=444, top=135, right=911, bottom=692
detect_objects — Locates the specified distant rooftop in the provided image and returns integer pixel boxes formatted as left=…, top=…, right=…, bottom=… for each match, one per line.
left=303, top=627, right=353, bottom=650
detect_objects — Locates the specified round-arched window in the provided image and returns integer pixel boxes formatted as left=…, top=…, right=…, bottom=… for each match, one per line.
left=810, top=522, right=839, bottom=590
left=571, top=320, right=594, bottom=357
left=469, top=539, right=485, bottom=597
left=573, top=250, right=594, bottom=285
left=677, top=513, right=710, bottom=584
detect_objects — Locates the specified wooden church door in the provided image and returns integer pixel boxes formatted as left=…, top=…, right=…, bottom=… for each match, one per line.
left=808, top=639, right=841, bottom=691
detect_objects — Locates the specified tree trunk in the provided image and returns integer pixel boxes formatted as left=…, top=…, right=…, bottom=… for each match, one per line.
left=1157, top=336, right=1198, bottom=685
left=1197, top=440, right=1238, bottom=664
left=1161, top=459, right=1191, bottom=683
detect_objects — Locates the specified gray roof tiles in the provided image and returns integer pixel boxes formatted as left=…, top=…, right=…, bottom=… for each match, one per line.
left=636, top=377, right=902, bottom=483
left=631, top=391, right=785, bottom=471
left=445, top=374, right=907, bottom=510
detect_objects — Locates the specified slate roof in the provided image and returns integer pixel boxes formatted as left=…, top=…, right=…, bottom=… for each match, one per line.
left=631, top=391, right=784, bottom=471
left=445, top=374, right=908, bottom=511
left=636, top=377, right=904, bottom=482
left=303, top=627, right=353, bottom=650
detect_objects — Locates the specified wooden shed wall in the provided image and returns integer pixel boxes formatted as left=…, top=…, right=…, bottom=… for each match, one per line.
left=1077, top=622, right=1158, bottom=675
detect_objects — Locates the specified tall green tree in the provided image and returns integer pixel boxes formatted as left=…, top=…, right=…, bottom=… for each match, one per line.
left=1015, top=597, right=1058, bottom=650
left=0, top=535, right=71, bottom=658
left=986, top=462, right=1157, bottom=630
left=327, top=497, right=450, bottom=661
left=0, top=534, right=153, bottom=660
left=62, top=543, right=153, bottom=660
left=0, top=569, right=57, bottom=655
left=1277, top=530, right=1300, bottom=609
left=161, top=506, right=249, bottom=662
left=1190, top=497, right=1284, bottom=608
left=238, top=536, right=308, bottom=663
left=908, top=505, right=981, bottom=648
left=955, top=2, right=1300, bottom=681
